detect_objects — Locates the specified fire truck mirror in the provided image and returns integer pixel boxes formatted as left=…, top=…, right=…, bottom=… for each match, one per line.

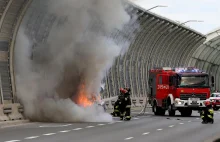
left=169, top=77, right=172, bottom=86
left=211, top=76, right=214, bottom=84
left=211, top=76, right=214, bottom=87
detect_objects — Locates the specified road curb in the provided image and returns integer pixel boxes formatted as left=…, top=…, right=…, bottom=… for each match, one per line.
left=0, top=119, right=30, bottom=128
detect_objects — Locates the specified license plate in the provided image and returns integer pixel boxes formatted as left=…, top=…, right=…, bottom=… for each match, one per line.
left=189, top=98, right=200, bottom=104
left=189, top=98, right=200, bottom=101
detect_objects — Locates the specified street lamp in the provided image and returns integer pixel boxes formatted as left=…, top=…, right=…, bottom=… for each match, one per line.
left=146, top=5, right=168, bottom=11
left=179, top=20, right=204, bottom=26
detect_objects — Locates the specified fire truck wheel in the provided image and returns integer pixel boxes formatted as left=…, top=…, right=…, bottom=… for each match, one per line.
left=153, top=103, right=165, bottom=116
left=168, top=104, right=175, bottom=116
left=213, top=107, right=219, bottom=111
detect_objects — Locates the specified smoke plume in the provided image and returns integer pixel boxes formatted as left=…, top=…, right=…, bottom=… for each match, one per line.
left=14, top=0, right=137, bottom=122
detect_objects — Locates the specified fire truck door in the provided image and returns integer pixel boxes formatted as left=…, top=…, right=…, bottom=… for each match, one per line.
left=156, top=75, right=169, bottom=106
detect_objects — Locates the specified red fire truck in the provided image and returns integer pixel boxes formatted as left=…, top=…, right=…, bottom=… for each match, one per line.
left=148, top=67, right=214, bottom=116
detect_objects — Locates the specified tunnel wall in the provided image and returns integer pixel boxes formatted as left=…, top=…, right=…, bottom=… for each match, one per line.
left=5, top=0, right=207, bottom=103
left=188, top=29, right=220, bottom=92
left=102, top=2, right=206, bottom=98
left=0, top=0, right=31, bottom=121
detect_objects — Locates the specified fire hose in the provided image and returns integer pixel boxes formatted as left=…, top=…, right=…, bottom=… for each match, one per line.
left=132, top=97, right=151, bottom=117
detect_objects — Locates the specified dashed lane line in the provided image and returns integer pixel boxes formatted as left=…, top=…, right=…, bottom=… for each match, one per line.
left=179, top=123, right=184, bottom=125
left=142, top=132, right=150, bottom=135
left=157, top=129, right=163, bottom=131
left=98, top=124, right=106, bottom=126
left=24, top=136, right=39, bottom=139
left=169, top=125, right=174, bottom=128
left=59, top=130, right=71, bottom=133
left=73, top=128, right=82, bottom=130
left=86, top=126, right=95, bottom=128
left=43, top=133, right=56, bottom=136
left=133, top=117, right=140, bottom=120
left=124, top=137, right=134, bottom=140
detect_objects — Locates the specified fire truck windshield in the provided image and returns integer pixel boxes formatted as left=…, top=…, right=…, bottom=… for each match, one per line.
left=178, top=75, right=209, bottom=88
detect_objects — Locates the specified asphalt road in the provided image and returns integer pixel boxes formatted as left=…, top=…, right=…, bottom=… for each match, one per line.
left=1, top=109, right=220, bottom=142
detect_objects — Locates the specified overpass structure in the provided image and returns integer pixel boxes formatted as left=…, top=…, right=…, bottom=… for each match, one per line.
left=0, top=0, right=218, bottom=121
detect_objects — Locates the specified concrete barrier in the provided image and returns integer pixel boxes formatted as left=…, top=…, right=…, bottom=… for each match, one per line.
left=5, top=103, right=24, bottom=120
left=0, top=105, right=9, bottom=121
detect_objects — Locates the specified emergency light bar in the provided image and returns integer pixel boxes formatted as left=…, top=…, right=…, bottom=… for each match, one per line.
left=175, top=67, right=202, bottom=73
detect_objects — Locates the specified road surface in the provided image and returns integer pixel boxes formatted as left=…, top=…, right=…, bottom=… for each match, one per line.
left=1, top=109, right=220, bottom=142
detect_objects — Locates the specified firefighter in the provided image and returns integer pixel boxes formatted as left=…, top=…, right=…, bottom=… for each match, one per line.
left=201, top=101, right=214, bottom=124
left=120, top=88, right=132, bottom=121
left=111, top=88, right=124, bottom=117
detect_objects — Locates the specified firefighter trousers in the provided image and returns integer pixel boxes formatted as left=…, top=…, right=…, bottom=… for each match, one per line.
left=120, top=105, right=131, bottom=120
left=201, top=109, right=214, bottom=123
left=112, top=105, right=120, bottom=116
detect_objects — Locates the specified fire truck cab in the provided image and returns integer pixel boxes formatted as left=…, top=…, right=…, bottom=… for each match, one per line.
left=148, top=67, right=213, bottom=117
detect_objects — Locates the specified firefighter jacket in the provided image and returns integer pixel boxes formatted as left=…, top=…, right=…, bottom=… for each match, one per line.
left=201, top=106, right=214, bottom=120
left=114, top=93, right=124, bottom=112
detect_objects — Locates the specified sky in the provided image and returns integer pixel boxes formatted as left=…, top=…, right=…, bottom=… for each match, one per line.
left=133, top=0, right=220, bottom=35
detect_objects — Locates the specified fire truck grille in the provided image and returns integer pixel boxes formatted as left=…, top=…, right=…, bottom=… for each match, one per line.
left=180, top=94, right=207, bottom=100
left=216, top=100, right=220, bottom=103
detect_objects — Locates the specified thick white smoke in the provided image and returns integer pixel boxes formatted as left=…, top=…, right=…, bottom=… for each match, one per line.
left=14, top=0, right=135, bottom=122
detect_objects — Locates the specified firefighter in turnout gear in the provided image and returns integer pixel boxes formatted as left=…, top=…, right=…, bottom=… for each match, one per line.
left=111, top=88, right=125, bottom=117
left=120, top=87, right=132, bottom=121
left=201, top=101, right=214, bottom=124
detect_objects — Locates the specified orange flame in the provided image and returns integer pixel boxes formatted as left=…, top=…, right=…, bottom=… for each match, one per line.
left=76, top=84, right=93, bottom=107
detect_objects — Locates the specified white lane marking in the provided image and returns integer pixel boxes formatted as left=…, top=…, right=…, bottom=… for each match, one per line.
left=188, top=120, right=191, bottom=122
left=86, top=126, right=94, bottom=128
left=43, top=133, right=56, bottom=136
left=133, top=117, right=140, bottom=120
left=169, top=125, right=174, bottom=128
left=179, top=123, right=184, bottom=125
left=98, top=124, right=105, bottom=126
left=142, top=132, right=150, bottom=135
left=59, top=130, right=71, bottom=133
left=73, top=128, right=82, bottom=130
left=39, top=124, right=72, bottom=128
left=5, top=140, right=20, bottom=142
left=124, top=137, right=134, bottom=140
left=25, top=136, right=39, bottom=139
left=116, top=121, right=123, bottom=123
left=196, top=118, right=200, bottom=120
left=157, top=129, right=163, bottom=131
